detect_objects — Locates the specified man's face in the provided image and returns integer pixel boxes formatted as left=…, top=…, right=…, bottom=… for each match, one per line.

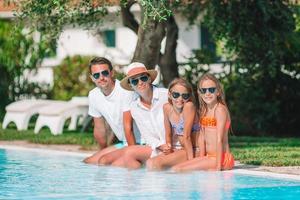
left=129, top=73, right=151, bottom=94
left=90, top=64, right=114, bottom=90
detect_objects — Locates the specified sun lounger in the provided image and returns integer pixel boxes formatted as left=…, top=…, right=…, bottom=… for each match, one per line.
left=34, top=97, right=88, bottom=135
left=2, top=99, right=57, bottom=131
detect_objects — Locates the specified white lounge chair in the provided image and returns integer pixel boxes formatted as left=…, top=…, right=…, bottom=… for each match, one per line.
left=34, top=97, right=88, bottom=135
left=2, top=99, right=57, bottom=131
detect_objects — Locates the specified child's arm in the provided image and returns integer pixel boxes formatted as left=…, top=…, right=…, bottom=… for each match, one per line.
left=123, top=111, right=136, bottom=145
left=182, top=102, right=196, bottom=160
left=160, top=103, right=172, bottom=154
left=215, top=105, right=228, bottom=170
left=198, top=127, right=206, bottom=157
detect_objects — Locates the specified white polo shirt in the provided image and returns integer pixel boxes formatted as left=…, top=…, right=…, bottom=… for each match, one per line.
left=88, top=80, right=140, bottom=144
left=124, top=86, right=168, bottom=155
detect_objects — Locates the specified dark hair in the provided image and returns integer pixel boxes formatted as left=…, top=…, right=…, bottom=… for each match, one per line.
left=89, top=57, right=113, bottom=73
left=168, top=78, right=196, bottom=106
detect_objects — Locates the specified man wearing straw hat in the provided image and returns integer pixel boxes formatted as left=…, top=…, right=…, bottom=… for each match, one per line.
left=110, top=62, right=169, bottom=169
left=83, top=57, right=141, bottom=165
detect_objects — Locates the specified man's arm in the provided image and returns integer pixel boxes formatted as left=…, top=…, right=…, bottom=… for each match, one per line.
left=123, top=111, right=136, bottom=145
left=93, top=117, right=108, bottom=149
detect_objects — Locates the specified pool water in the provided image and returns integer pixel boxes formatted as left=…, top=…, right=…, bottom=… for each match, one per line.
left=0, top=147, right=300, bottom=200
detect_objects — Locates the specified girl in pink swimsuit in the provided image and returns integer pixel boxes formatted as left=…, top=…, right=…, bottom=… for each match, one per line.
left=146, top=78, right=200, bottom=170
left=172, top=73, right=234, bottom=171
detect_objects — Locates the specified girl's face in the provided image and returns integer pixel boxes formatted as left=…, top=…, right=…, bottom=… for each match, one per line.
left=169, top=84, right=190, bottom=109
left=198, top=79, right=219, bottom=106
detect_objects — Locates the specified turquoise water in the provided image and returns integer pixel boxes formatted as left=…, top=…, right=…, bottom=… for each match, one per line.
left=0, top=148, right=300, bottom=200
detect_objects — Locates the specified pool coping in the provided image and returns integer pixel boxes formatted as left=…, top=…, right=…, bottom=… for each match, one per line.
left=0, top=144, right=89, bottom=157
left=231, top=169, right=300, bottom=181
left=1, top=144, right=300, bottom=181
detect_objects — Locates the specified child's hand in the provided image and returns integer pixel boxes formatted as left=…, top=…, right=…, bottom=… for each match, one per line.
left=158, top=144, right=172, bottom=154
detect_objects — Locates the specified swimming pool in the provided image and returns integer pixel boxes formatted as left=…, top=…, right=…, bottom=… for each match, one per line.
left=0, top=146, right=300, bottom=200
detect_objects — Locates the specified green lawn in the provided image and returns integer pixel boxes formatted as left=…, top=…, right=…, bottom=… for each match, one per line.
left=1, top=125, right=299, bottom=167
left=0, top=126, right=98, bottom=150
left=230, top=136, right=300, bottom=166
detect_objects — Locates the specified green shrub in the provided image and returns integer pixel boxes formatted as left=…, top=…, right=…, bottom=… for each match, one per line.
left=0, top=19, right=52, bottom=119
left=181, top=47, right=300, bottom=137
left=53, top=56, right=94, bottom=100
left=190, top=1, right=300, bottom=137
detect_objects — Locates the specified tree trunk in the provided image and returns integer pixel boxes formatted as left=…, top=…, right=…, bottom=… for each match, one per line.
left=121, top=1, right=139, bottom=34
left=121, top=4, right=179, bottom=87
left=132, top=19, right=166, bottom=70
left=159, top=15, right=179, bottom=86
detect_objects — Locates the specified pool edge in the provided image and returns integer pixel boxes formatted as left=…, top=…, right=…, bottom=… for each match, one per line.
left=0, top=144, right=90, bottom=157
left=1, top=144, right=300, bottom=181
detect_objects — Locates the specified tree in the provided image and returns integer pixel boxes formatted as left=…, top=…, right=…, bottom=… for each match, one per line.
left=204, top=0, right=300, bottom=135
left=0, top=19, right=52, bottom=117
left=13, top=0, right=203, bottom=86
left=7, top=0, right=300, bottom=135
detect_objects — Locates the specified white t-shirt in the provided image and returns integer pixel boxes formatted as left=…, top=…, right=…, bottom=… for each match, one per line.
left=88, top=80, right=140, bottom=144
left=124, top=86, right=168, bottom=156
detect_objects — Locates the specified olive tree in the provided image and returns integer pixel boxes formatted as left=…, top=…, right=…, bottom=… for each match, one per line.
left=14, top=0, right=203, bottom=86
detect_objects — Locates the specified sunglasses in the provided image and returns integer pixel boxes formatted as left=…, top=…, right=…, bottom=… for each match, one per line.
left=198, top=87, right=216, bottom=94
left=91, top=70, right=110, bottom=79
left=129, top=75, right=149, bottom=86
left=171, top=92, right=190, bottom=100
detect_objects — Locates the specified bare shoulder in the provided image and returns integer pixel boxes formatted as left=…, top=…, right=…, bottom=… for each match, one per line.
left=163, top=103, right=172, bottom=112
left=215, top=104, right=228, bottom=118
left=183, top=101, right=196, bottom=111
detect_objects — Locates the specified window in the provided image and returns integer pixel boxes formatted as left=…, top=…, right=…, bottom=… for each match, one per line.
left=103, top=30, right=116, bottom=47
left=200, top=25, right=216, bottom=55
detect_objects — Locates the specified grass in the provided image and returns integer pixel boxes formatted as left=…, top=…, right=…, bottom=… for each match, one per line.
left=0, top=123, right=299, bottom=166
left=230, top=136, right=300, bottom=166
left=0, top=123, right=98, bottom=150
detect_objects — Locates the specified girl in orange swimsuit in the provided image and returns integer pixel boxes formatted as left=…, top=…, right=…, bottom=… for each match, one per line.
left=172, top=73, right=234, bottom=171
left=146, top=78, right=200, bottom=170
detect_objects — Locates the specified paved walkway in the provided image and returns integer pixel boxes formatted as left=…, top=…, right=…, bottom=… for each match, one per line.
left=234, top=161, right=300, bottom=176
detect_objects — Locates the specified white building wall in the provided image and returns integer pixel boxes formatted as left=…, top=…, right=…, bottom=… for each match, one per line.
left=179, top=24, right=200, bottom=51
left=57, top=29, right=106, bottom=58
left=116, top=27, right=137, bottom=61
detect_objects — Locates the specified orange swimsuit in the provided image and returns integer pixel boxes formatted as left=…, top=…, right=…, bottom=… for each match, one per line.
left=200, top=117, right=231, bottom=130
left=200, top=105, right=234, bottom=170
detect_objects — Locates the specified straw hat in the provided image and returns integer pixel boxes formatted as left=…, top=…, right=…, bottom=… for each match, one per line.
left=120, top=62, right=157, bottom=91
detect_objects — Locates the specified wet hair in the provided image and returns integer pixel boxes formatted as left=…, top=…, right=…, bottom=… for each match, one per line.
left=89, top=57, right=113, bottom=73
left=197, top=73, right=230, bottom=118
left=168, top=78, right=196, bottom=106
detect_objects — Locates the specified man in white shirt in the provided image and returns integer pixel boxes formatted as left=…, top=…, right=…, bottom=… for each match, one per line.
left=113, top=62, right=169, bottom=169
left=84, top=57, right=140, bottom=164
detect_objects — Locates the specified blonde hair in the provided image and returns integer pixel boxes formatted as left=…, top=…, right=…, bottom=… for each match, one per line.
left=197, top=73, right=229, bottom=118
left=168, top=78, right=196, bottom=106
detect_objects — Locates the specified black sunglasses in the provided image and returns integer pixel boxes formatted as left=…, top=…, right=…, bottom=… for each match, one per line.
left=92, top=70, right=110, bottom=79
left=198, top=87, right=216, bottom=94
left=129, top=75, right=149, bottom=86
left=171, top=92, right=190, bottom=100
